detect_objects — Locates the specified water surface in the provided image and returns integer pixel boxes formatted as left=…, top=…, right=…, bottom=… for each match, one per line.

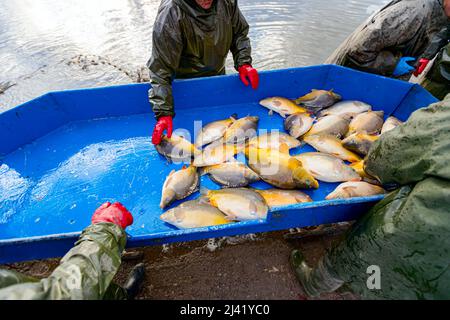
left=0, top=0, right=388, bottom=110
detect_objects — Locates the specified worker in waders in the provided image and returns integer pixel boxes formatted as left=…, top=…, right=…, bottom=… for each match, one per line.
left=290, top=94, right=450, bottom=299
left=0, top=202, right=145, bottom=300
left=148, top=0, right=259, bottom=145
left=326, top=0, right=449, bottom=79
left=414, top=23, right=450, bottom=99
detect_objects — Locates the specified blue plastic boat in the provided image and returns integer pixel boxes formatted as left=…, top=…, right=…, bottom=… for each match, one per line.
left=0, top=65, right=437, bottom=263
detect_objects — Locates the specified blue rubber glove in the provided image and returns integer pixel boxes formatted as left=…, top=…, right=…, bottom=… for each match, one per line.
left=392, top=57, right=416, bottom=77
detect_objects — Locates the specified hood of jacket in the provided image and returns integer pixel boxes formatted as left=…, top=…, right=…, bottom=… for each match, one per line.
left=173, top=0, right=218, bottom=31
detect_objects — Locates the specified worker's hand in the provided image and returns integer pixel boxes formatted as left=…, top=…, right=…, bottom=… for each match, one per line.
left=152, top=116, right=173, bottom=145
left=413, top=58, right=430, bottom=77
left=91, top=202, right=133, bottom=229
left=392, top=57, right=416, bottom=77
left=238, top=64, right=259, bottom=90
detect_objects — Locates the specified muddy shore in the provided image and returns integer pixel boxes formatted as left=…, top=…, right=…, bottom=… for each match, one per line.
left=2, top=228, right=358, bottom=300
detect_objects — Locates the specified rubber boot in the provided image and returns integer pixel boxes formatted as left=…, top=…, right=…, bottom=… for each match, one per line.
left=290, top=250, right=314, bottom=294
left=124, top=263, right=146, bottom=300
left=290, top=250, right=344, bottom=297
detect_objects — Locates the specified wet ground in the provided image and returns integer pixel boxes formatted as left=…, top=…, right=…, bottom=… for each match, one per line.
left=3, top=228, right=358, bottom=300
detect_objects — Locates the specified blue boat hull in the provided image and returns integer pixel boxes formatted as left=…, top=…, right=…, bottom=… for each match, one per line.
left=0, top=65, right=437, bottom=263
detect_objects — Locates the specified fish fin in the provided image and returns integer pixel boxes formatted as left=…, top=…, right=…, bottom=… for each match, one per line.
left=312, top=89, right=317, bottom=92
left=230, top=113, right=238, bottom=120
left=182, top=165, right=187, bottom=170
left=224, top=214, right=237, bottom=221
left=280, top=112, right=287, bottom=119
left=268, top=110, right=273, bottom=116
left=279, top=143, right=290, bottom=154
left=168, top=169, right=176, bottom=176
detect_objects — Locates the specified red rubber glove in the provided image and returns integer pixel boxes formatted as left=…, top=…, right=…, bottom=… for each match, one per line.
left=238, top=64, right=259, bottom=90
left=413, top=58, right=430, bottom=77
left=91, top=202, right=133, bottom=229
left=152, top=116, right=173, bottom=145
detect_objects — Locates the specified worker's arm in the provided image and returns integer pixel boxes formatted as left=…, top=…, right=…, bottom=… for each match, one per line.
left=0, top=203, right=133, bottom=300
left=147, top=7, right=183, bottom=120
left=230, top=0, right=252, bottom=70
left=422, top=24, right=450, bottom=60
left=346, top=2, right=426, bottom=75
left=365, top=94, right=450, bottom=185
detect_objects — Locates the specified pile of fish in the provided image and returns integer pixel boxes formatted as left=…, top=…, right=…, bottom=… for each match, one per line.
left=157, top=88, right=403, bottom=230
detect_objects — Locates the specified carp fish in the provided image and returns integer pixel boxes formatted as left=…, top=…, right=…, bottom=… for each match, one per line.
left=349, top=160, right=380, bottom=185
left=201, top=188, right=269, bottom=221
left=304, top=114, right=349, bottom=139
left=201, top=161, right=260, bottom=187
left=259, top=97, right=307, bottom=118
left=294, top=152, right=361, bottom=183
left=294, top=89, right=341, bottom=114
left=245, top=145, right=319, bottom=189
left=318, top=100, right=372, bottom=119
left=348, top=111, right=384, bottom=135
left=193, top=141, right=244, bottom=167
left=342, top=132, right=379, bottom=156
left=381, top=116, right=403, bottom=134
left=284, top=112, right=314, bottom=138
left=195, top=114, right=237, bottom=147
left=160, top=165, right=199, bottom=209
left=325, top=181, right=386, bottom=200
left=247, top=132, right=301, bottom=150
left=156, top=134, right=198, bottom=163
left=223, top=116, right=259, bottom=143
left=303, top=134, right=361, bottom=163
left=255, top=189, right=312, bottom=208
left=160, top=200, right=230, bottom=229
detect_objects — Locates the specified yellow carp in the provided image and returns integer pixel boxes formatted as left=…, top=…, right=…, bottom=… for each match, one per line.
left=247, top=132, right=301, bottom=150
left=245, top=145, right=319, bottom=189
left=193, top=141, right=244, bottom=167
left=156, top=134, right=198, bottom=163
left=348, top=111, right=384, bottom=135
left=160, top=200, right=230, bottom=229
left=201, top=161, right=260, bottom=187
left=325, top=181, right=386, bottom=200
left=195, top=114, right=237, bottom=147
left=294, top=152, right=361, bottom=183
left=284, top=112, right=314, bottom=138
left=303, top=134, right=361, bottom=163
left=160, top=165, right=199, bottom=209
left=255, top=189, right=312, bottom=208
left=304, top=114, right=349, bottom=139
left=381, top=116, right=403, bottom=134
left=294, top=89, right=341, bottom=113
left=202, top=188, right=269, bottom=221
left=223, top=116, right=259, bottom=143
left=342, top=132, right=379, bottom=156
